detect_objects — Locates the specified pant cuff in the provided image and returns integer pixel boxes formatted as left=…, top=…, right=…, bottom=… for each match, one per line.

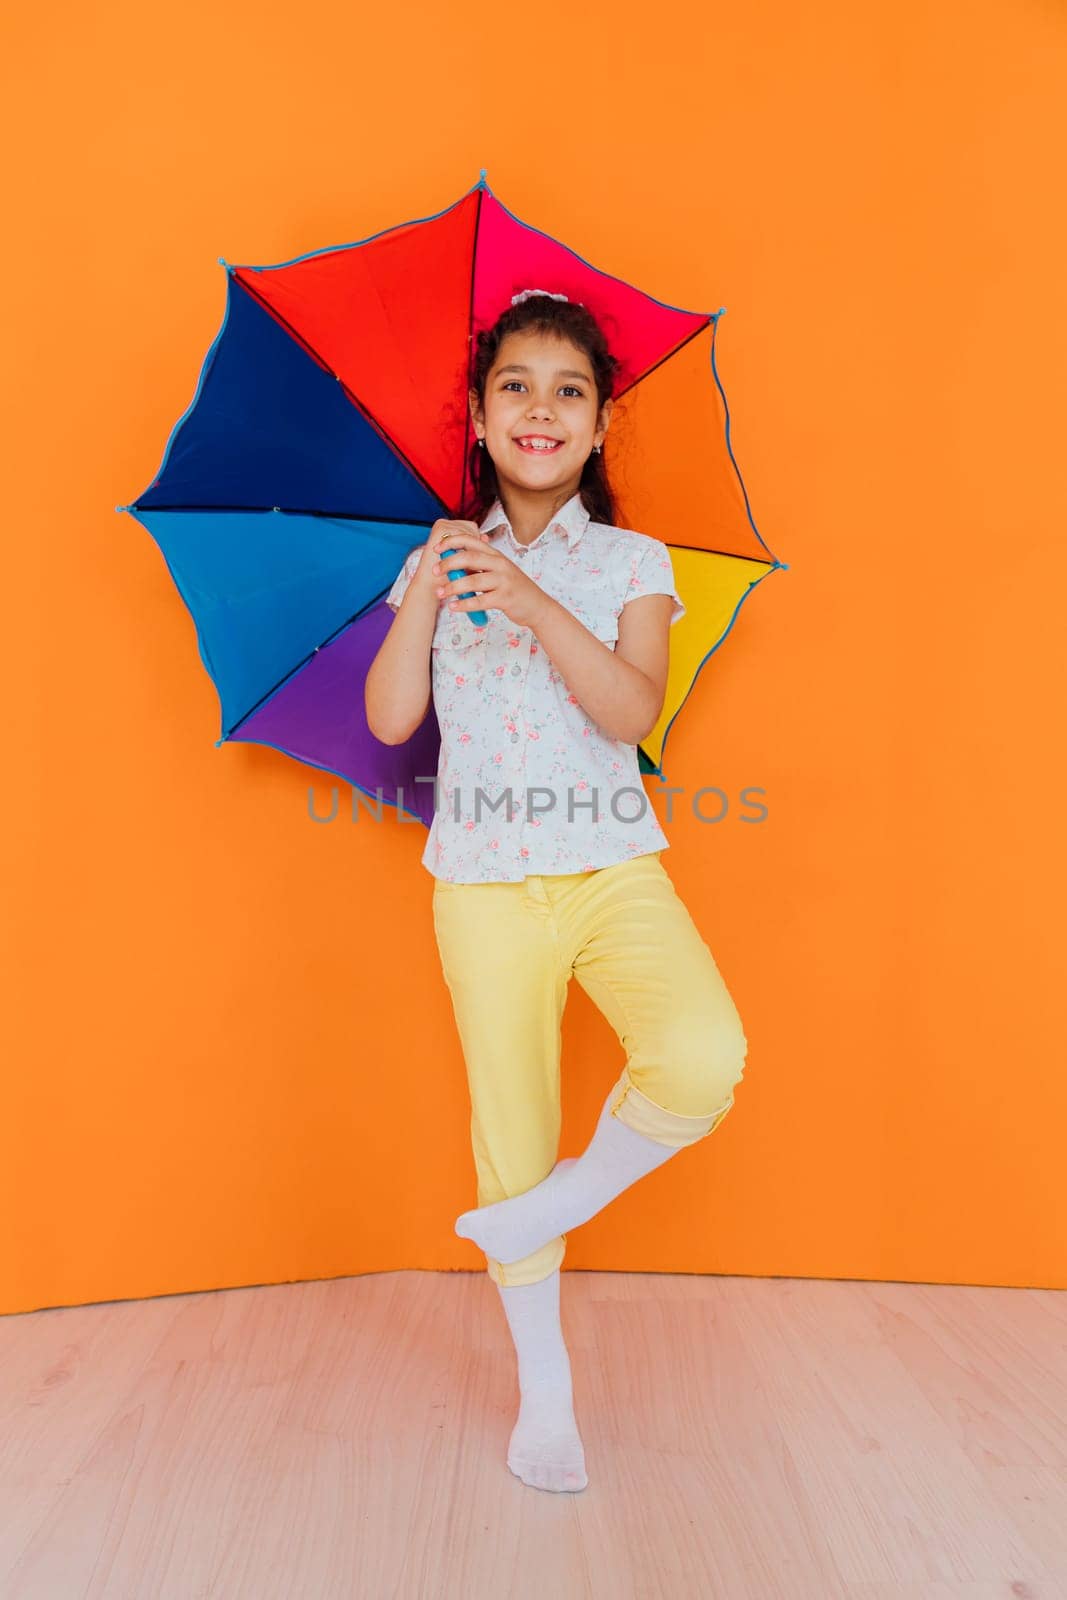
left=609, top=1068, right=734, bottom=1149
left=486, top=1232, right=566, bottom=1287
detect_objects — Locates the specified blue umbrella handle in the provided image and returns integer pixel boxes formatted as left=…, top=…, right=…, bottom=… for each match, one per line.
left=438, top=547, right=488, bottom=628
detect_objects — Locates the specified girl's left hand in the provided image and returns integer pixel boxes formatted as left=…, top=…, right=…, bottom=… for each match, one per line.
left=432, top=531, right=548, bottom=631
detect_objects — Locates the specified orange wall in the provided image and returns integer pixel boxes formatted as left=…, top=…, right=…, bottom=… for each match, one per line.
left=2, top=0, right=1064, bottom=1315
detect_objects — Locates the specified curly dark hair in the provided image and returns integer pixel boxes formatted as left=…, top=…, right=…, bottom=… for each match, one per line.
left=461, top=294, right=622, bottom=528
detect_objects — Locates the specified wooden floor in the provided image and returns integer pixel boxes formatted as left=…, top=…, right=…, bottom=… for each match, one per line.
left=0, top=1270, right=1063, bottom=1598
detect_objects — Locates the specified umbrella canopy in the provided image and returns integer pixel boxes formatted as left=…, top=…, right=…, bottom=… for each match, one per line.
left=118, top=172, right=785, bottom=826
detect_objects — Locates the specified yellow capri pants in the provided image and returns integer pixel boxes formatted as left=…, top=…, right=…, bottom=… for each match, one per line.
left=432, top=850, right=748, bottom=1288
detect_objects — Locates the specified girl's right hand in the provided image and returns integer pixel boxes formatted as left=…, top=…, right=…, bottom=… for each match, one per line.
left=412, top=519, right=491, bottom=599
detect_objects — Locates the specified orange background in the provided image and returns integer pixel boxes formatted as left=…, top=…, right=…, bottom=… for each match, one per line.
left=2, top=0, right=1064, bottom=1316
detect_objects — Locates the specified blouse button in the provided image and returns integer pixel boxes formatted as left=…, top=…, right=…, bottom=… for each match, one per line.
left=451, top=632, right=460, bottom=645
left=510, top=732, right=519, bottom=743
left=511, top=664, right=521, bottom=676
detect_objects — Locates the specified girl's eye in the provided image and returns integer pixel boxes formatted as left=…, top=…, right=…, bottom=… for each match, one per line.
left=502, top=381, right=584, bottom=398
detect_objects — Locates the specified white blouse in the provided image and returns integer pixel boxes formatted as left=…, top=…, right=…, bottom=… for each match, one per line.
left=386, top=490, right=686, bottom=883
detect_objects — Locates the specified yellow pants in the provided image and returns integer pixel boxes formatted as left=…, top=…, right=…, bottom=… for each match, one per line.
left=432, top=851, right=748, bottom=1287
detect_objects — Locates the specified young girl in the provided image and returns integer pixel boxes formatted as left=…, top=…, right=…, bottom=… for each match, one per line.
left=366, top=289, right=748, bottom=1495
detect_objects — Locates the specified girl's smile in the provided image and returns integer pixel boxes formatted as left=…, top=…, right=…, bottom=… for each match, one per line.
left=513, top=435, right=565, bottom=454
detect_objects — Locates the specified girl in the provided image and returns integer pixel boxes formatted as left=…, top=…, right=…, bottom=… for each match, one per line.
left=365, top=289, right=748, bottom=1495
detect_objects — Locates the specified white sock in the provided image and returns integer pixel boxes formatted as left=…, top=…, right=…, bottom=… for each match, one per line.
left=497, top=1268, right=587, bottom=1493
left=456, top=1086, right=680, bottom=1266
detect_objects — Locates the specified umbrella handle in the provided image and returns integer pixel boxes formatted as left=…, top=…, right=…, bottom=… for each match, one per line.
left=438, top=548, right=488, bottom=628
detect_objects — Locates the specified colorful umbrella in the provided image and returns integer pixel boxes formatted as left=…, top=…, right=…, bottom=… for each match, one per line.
left=117, top=172, right=786, bottom=827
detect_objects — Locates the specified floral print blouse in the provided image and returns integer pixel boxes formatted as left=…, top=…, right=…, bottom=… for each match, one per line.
left=385, top=491, right=686, bottom=883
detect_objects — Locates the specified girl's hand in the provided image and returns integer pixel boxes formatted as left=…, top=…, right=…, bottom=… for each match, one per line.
left=427, top=525, right=548, bottom=631
left=409, top=520, right=485, bottom=600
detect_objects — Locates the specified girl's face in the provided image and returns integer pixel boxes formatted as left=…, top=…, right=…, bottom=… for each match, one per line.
left=473, top=330, right=611, bottom=496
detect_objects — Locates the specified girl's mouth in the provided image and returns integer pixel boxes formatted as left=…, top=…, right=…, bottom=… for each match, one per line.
left=513, top=438, right=563, bottom=454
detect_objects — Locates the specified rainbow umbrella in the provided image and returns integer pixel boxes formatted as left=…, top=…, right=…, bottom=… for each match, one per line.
left=117, top=172, right=786, bottom=827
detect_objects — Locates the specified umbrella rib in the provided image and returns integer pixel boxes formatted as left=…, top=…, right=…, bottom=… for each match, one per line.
left=460, top=185, right=486, bottom=517
left=135, top=505, right=445, bottom=525
left=232, top=275, right=447, bottom=514
left=660, top=543, right=776, bottom=563
left=222, top=583, right=407, bottom=743
left=614, top=316, right=714, bottom=403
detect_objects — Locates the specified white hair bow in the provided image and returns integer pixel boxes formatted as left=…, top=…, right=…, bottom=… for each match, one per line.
left=511, top=288, right=584, bottom=307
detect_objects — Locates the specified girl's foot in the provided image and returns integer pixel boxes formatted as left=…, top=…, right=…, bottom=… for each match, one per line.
left=456, top=1158, right=578, bottom=1264
left=495, top=1267, right=589, bottom=1493
left=507, top=1384, right=588, bottom=1493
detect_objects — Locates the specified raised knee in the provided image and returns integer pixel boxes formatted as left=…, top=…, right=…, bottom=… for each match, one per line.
left=659, top=1014, right=747, bottom=1117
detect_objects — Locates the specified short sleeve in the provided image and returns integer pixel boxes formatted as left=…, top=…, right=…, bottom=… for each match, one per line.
left=385, top=545, right=426, bottom=611
left=623, top=537, right=686, bottom=625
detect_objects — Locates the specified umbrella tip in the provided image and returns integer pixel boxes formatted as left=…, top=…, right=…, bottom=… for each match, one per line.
left=218, top=256, right=232, bottom=273
left=479, top=167, right=488, bottom=183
